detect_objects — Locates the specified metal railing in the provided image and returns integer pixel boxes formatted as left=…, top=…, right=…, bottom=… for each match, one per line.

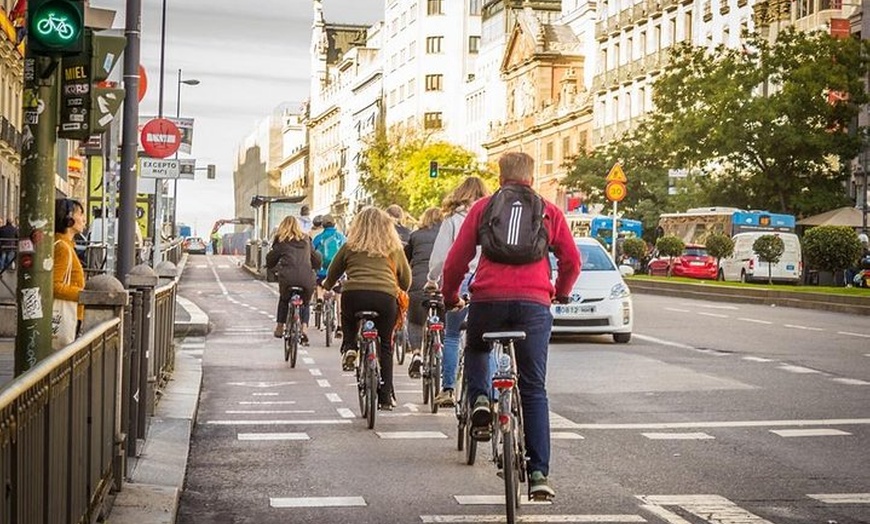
left=0, top=318, right=122, bottom=524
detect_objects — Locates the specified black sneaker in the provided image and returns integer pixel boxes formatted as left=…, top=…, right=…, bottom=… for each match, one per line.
left=378, top=403, right=393, bottom=411
left=528, top=471, right=555, bottom=500
left=470, top=395, right=492, bottom=441
left=335, top=327, right=343, bottom=339
left=407, top=354, right=423, bottom=378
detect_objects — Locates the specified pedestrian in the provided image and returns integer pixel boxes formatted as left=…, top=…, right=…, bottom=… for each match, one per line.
left=322, top=206, right=411, bottom=411
left=210, top=230, right=221, bottom=255
left=265, top=216, right=321, bottom=344
left=0, top=217, right=18, bottom=271
left=426, top=176, right=490, bottom=406
left=313, top=214, right=346, bottom=338
left=53, top=198, right=87, bottom=350
left=385, top=204, right=412, bottom=246
left=298, top=204, right=313, bottom=235
left=441, top=152, right=580, bottom=499
left=310, top=214, right=324, bottom=239
left=404, top=207, right=443, bottom=378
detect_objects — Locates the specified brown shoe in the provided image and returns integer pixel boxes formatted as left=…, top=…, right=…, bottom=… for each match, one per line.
left=274, top=323, right=285, bottom=338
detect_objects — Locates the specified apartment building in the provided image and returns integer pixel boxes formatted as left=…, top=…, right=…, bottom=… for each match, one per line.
left=0, top=3, right=22, bottom=221
left=232, top=108, right=287, bottom=220
left=277, top=108, right=309, bottom=206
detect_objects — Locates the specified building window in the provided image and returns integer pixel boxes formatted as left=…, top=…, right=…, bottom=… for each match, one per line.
left=684, top=13, right=692, bottom=42
left=408, top=79, right=415, bottom=97
left=469, top=36, right=481, bottom=54
left=426, top=36, right=443, bottom=53
left=425, top=74, right=444, bottom=91
left=424, top=112, right=443, bottom=129
left=410, top=4, right=417, bottom=22
left=544, top=141, right=554, bottom=175
left=470, top=0, right=482, bottom=15
left=409, top=41, right=417, bottom=58
left=427, top=0, right=443, bottom=15
left=562, top=136, right=572, bottom=162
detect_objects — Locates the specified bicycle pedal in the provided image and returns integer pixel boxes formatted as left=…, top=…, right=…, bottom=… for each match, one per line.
left=529, top=492, right=554, bottom=503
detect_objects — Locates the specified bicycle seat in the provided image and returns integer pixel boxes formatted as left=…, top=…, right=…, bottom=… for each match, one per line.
left=422, top=296, right=443, bottom=309
left=289, top=286, right=305, bottom=293
left=482, top=331, right=526, bottom=342
left=355, top=311, right=379, bottom=320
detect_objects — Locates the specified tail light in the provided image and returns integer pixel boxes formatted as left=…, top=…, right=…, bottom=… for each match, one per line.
left=366, top=351, right=377, bottom=361
left=498, top=413, right=511, bottom=428
left=748, top=259, right=755, bottom=270
left=492, top=377, right=515, bottom=390
left=362, top=330, right=378, bottom=340
left=291, top=298, right=303, bottom=306
left=429, top=322, right=444, bottom=331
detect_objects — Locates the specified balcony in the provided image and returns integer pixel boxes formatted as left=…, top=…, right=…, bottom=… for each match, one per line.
left=703, top=1, right=713, bottom=21
left=737, top=0, right=747, bottom=6
left=646, top=0, right=662, bottom=16
left=619, top=9, right=633, bottom=29
left=720, top=0, right=731, bottom=15
left=595, top=19, right=607, bottom=40
left=0, top=116, right=21, bottom=156
left=662, top=0, right=679, bottom=10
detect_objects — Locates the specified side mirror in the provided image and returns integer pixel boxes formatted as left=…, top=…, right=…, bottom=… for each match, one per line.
left=619, top=265, right=635, bottom=277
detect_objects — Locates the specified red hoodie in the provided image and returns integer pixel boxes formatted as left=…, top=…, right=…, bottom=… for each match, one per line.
left=441, top=183, right=581, bottom=307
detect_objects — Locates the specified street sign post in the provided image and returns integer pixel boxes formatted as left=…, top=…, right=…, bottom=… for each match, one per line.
left=605, top=162, right=628, bottom=261
left=140, top=117, right=181, bottom=158
left=138, top=157, right=180, bottom=178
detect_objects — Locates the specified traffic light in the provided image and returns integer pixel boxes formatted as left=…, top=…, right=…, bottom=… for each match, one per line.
left=59, top=30, right=127, bottom=140
left=207, top=164, right=216, bottom=179
left=429, top=161, right=438, bottom=178
left=28, top=0, right=85, bottom=56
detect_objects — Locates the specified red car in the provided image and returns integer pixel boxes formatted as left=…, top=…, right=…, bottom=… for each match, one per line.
left=647, top=244, right=718, bottom=280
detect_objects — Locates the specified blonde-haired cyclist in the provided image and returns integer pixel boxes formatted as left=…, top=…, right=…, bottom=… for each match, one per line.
left=323, top=206, right=411, bottom=411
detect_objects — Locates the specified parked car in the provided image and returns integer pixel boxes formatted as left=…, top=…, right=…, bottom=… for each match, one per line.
left=718, top=232, right=802, bottom=284
left=550, top=237, right=633, bottom=343
left=183, top=237, right=208, bottom=255
left=647, top=244, right=717, bottom=280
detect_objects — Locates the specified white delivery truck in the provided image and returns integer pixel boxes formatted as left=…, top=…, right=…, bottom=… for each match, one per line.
left=718, top=231, right=802, bottom=284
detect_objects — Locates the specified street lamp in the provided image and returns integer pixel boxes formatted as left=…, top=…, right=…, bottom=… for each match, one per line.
left=171, top=68, right=200, bottom=237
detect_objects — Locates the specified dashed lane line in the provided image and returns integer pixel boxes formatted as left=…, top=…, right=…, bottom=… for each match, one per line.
left=270, top=497, right=366, bottom=508
left=831, top=378, right=870, bottom=385
left=631, top=334, right=696, bottom=350
left=697, top=312, right=729, bottom=319
left=665, top=308, right=690, bottom=313
left=237, top=433, right=309, bottom=441
left=205, top=419, right=352, bottom=426
left=808, top=493, right=870, bottom=504
left=784, top=324, right=824, bottom=331
left=336, top=408, right=355, bottom=418
left=420, top=515, right=646, bottom=523
left=552, top=432, right=584, bottom=440
left=225, top=410, right=315, bottom=415
left=309, top=368, right=323, bottom=376
left=238, top=401, right=297, bottom=405
left=376, top=431, right=448, bottom=439
left=742, top=356, right=774, bottom=362
left=777, top=364, right=820, bottom=374
left=737, top=318, right=773, bottom=325
left=770, top=428, right=851, bottom=437
left=839, top=331, right=870, bottom=339
left=642, top=432, right=715, bottom=440
left=252, top=392, right=279, bottom=397
left=325, top=393, right=342, bottom=403
left=558, top=418, right=870, bottom=430
left=316, top=379, right=331, bottom=388
left=303, top=357, right=315, bottom=365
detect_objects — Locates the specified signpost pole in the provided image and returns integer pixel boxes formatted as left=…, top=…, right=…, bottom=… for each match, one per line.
left=612, top=200, right=618, bottom=261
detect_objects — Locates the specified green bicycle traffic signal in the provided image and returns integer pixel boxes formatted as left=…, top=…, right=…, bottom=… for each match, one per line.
left=28, top=0, right=84, bottom=56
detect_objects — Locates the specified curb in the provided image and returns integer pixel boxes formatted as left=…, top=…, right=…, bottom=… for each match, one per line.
left=174, top=296, right=210, bottom=337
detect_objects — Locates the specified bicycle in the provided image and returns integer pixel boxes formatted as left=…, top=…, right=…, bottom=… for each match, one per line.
left=455, top=321, right=476, bottom=463
left=393, top=311, right=409, bottom=365
left=283, top=286, right=305, bottom=367
left=420, top=292, right=444, bottom=413
left=322, top=290, right=336, bottom=347
left=483, top=330, right=529, bottom=524
left=354, top=311, right=381, bottom=430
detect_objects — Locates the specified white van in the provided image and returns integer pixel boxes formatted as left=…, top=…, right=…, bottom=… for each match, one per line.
left=718, top=232, right=802, bottom=284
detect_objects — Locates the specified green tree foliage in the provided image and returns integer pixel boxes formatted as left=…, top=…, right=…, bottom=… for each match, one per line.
left=655, top=235, right=684, bottom=277
left=802, top=226, right=864, bottom=281
left=643, top=28, right=869, bottom=216
left=704, top=233, right=735, bottom=278
left=752, top=235, right=785, bottom=284
left=358, top=127, right=495, bottom=216
left=622, top=237, right=647, bottom=261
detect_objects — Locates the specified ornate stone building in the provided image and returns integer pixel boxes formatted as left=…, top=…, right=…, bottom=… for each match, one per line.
left=0, top=3, right=22, bottom=220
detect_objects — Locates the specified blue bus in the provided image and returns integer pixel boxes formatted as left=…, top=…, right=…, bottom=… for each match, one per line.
left=590, top=216, right=644, bottom=248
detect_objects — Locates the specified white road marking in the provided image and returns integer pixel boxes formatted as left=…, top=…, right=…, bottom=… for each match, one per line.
left=770, top=428, right=851, bottom=437
left=566, top=418, right=870, bottom=430
left=697, top=304, right=740, bottom=310
left=665, top=308, right=690, bottom=313
left=642, top=432, right=715, bottom=440
left=303, top=357, right=315, bottom=365
left=552, top=432, right=585, bottom=440
left=238, top=401, right=296, bottom=405
left=784, top=324, right=824, bottom=332
left=743, top=356, right=774, bottom=363
left=195, top=264, right=207, bottom=268
left=637, top=495, right=773, bottom=524
left=224, top=327, right=269, bottom=332
left=550, top=411, right=581, bottom=429
left=205, top=419, right=351, bottom=425
left=228, top=381, right=296, bottom=388
left=421, top=516, right=645, bottom=523
left=638, top=504, right=693, bottom=524
left=697, top=312, right=729, bottom=319
left=337, top=408, right=355, bottom=418
left=217, top=264, right=230, bottom=269
left=299, top=349, right=309, bottom=355
left=632, top=334, right=696, bottom=350
left=237, top=433, right=309, bottom=441
left=453, top=495, right=552, bottom=506
left=738, top=318, right=772, bottom=325
left=223, top=332, right=273, bottom=337
left=831, top=378, right=870, bottom=385
left=394, top=389, right=419, bottom=394
left=376, top=431, right=448, bottom=439
left=317, top=379, right=331, bottom=388
left=270, top=496, right=366, bottom=508
left=839, top=331, right=870, bottom=339
left=252, top=392, right=279, bottom=397
left=225, top=410, right=315, bottom=415
left=309, top=369, right=323, bottom=377
left=807, top=493, right=870, bottom=504
left=777, top=364, right=820, bottom=374
left=403, top=403, right=420, bottom=413
left=326, top=393, right=342, bottom=403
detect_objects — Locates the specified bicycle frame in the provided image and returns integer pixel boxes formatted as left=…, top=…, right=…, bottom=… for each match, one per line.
left=355, top=317, right=381, bottom=429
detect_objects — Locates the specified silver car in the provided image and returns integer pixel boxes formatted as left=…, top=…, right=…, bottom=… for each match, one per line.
left=550, top=237, right=633, bottom=343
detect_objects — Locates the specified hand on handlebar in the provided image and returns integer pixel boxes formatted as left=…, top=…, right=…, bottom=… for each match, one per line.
left=445, top=296, right=466, bottom=311
left=553, top=295, right=570, bottom=305
left=423, top=280, right=439, bottom=292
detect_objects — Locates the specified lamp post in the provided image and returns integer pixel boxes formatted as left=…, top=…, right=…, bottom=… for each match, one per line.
left=172, top=69, right=200, bottom=236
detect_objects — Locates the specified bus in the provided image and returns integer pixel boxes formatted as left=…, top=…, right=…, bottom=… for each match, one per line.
left=658, top=207, right=795, bottom=245
left=564, top=213, right=643, bottom=247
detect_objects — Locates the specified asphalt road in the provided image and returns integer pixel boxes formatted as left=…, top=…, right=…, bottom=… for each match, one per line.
left=175, top=255, right=870, bottom=524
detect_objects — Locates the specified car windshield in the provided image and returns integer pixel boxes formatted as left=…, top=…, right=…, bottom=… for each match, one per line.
left=551, top=242, right=616, bottom=272
left=684, top=247, right=708, bottom=257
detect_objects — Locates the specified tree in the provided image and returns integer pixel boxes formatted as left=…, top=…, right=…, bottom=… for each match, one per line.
left=641, top=28, right=870, bottom=217
left=358, top=126, right=495, bottom=216
left=752, top=235, right=785, bottom=285
left=622, top=237, right=647, bottom=261
left=655, top=235, right=684, bottom=277
left=704, top=233, right=735, bottom=280
left=802, top=225, right=864, bottom=285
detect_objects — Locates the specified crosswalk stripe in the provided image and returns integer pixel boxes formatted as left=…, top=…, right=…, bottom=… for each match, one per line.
left=337, top=408, right=355, bottom=418
left=807, top=493, right=870, bottom=504
left=205, top=419, right=351, bottom=426
left=420, top=515, right=646, bottom=523
left=238, top=401, right=296, bottom=405
left=310, top=369, right=323, bottom=376
left=770, top=429, right=850, bottom=437
left=453, top=495, right=552, bottom=506
left=552, top=432, right=584, bottom=440
left=376, top=431, right=447, bottom=439
left=642, top=432, right=714, bottom=440
left=326, top=393, right=342, bottom=403
left=270, top=496, right=366, bottom=508
left=317, top=379, right=331, bottom=388
left=237, top=433, right=309, bottom=441
left=225, top=410, right=314, bottom=415
left=637, top=495, right=772, bottom=524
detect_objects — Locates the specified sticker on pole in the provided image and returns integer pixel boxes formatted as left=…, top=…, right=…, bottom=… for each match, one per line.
left=140, top=118, right=181, bottom=158
left=605, top=181, right=627, bottom=202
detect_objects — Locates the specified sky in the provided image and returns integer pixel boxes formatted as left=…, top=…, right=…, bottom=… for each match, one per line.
left=92, top=0, right=382, bottom=236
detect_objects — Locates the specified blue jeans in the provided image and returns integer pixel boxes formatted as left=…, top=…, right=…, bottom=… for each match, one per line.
left=441, top=307, right=467, bottom=390
left=465, top=301, right=553, bottom=476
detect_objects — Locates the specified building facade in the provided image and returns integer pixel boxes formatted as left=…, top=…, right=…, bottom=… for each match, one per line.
left=0, top=3, right=23, bottom=221
left=277, top=106, right=310, bottom=206
left=232, top=108, right=287, bottom=220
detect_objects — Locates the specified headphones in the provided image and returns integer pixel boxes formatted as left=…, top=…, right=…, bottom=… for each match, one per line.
left=55, top=198, right=79, bottom=232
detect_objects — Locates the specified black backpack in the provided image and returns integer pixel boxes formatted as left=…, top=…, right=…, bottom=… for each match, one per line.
left=478, top=185, right=549, bottom=265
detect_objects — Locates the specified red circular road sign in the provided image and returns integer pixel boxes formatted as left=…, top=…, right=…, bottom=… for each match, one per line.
left=140, top=118, right=181, bottom=158
left=138, top=65, right=148, bottom=102
left=605, top=181, right=627, bottom=202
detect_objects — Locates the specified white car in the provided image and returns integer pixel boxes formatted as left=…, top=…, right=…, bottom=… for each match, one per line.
left=550, top=237, right=633, bottom=343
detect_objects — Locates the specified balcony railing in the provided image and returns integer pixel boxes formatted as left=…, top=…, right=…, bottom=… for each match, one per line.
left=0, top=116, right=22, bottom=154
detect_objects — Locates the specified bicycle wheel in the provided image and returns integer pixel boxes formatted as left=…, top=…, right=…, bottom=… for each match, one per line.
left=357, top=362, right=367, bottom=418
left=421, top=335, right=431, bottom=405
left=324, top=303, right=334, bottom=347
left=283, top=309, right=293, bottom=362
left=465, top=418, right=477, bottom=465
left=314, top=298, right=322, bottom=330
left=395, top=324, right=407, bottom=365
left=289, top=314, right=299, bottom=368
left=503, top=425, right=520, bottom=524
left=366, top=343, right=378, bottom=429
left=429, top=333, right=442, bottom=414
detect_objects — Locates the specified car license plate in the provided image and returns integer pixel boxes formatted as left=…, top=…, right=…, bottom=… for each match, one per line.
left=690, top=261, right=704, bottom=266
left=556, top=305, right=596, bottom=315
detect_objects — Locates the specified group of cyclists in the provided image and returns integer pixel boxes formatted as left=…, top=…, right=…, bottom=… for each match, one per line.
left=265, top=152, right=581, bottom=501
